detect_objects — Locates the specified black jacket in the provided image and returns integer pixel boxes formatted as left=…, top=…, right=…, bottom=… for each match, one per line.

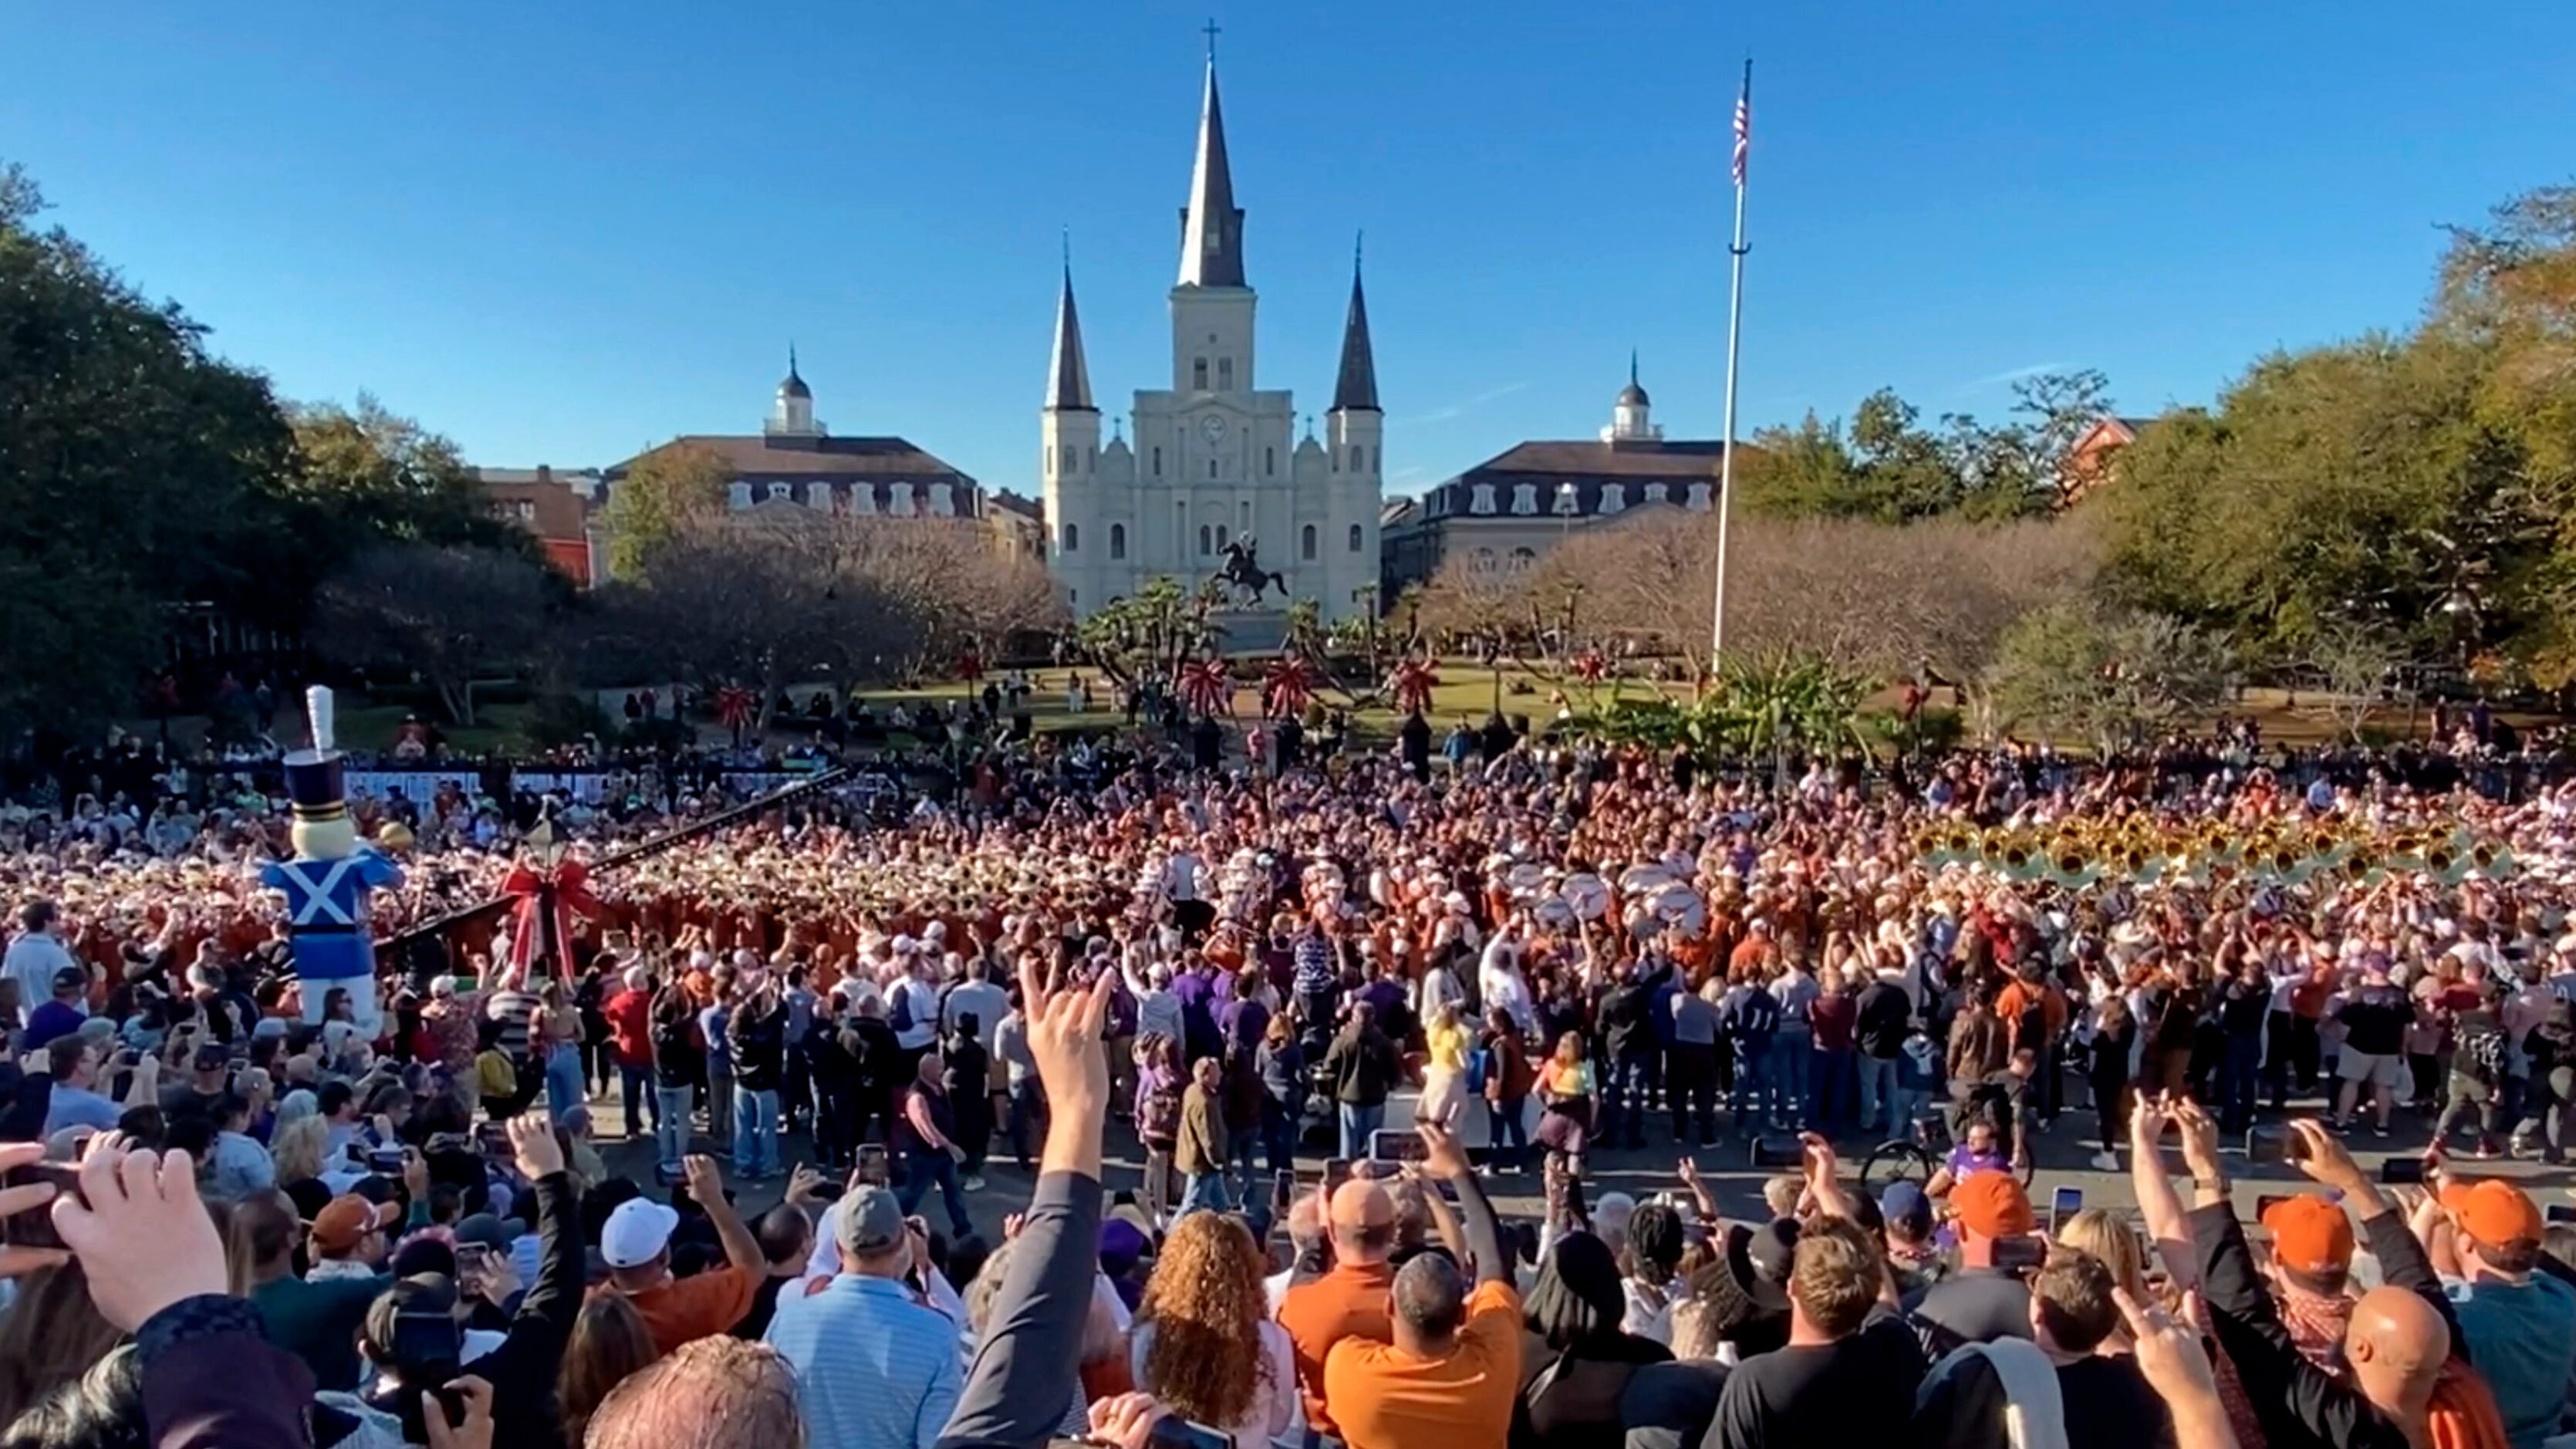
left=728, top=998, right=788, bottom=1093
left=1322, top=1025, right=1403, bottom=1106
left=1599, top=962, right=1673, bottom=1064
left=2190, top=1198, right=2464, bottom=1449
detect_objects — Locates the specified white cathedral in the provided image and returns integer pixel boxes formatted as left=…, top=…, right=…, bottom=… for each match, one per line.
left=1039, top=51, right=1383, bottom=625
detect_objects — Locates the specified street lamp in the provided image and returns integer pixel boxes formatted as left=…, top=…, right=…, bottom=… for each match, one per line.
left=525, top=802, right=568, bottom=976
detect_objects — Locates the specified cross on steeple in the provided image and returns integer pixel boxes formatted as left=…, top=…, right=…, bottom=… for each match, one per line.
left=1202, top=18, right=1220, bottom=60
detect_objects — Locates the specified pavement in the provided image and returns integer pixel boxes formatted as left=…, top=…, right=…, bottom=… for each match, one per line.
left=582, top=1075, right=2576, bottom=1241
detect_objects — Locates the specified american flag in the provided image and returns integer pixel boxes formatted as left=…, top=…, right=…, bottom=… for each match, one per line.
left=1730, top=71, right=1751, bottom=187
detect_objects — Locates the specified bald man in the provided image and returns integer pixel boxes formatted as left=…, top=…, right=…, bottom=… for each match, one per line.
left=1321, top=1123, right=1518, bottom=1449
left=2178, top=1113, right=2465, bottom=1449
left=1278, top=1174, right=1400, bottom=1443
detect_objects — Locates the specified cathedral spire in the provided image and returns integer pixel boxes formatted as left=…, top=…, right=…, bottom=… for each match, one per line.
left=1177, top=47, right=1246, bottom=288
left=1045, top=238, right=1095, bottom=411
left=1330, top=234, right=1379, bottom=414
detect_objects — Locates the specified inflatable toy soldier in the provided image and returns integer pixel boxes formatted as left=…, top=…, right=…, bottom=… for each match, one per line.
left=262, top=687, right=403, bottom=1034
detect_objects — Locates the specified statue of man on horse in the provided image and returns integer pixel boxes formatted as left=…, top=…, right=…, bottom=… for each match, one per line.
left=1214, top=537, right=1286, bottom=608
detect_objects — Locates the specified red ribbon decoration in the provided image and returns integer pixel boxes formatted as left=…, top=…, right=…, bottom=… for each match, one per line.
left=1176, top=658, right=1231, bottom=718
left=500, top=857, right=600, bottom=981
left=715, top=687, right=758, bottom=732
left=1573, top=650, right=1607, bottom=684
left=1389, top=657, right=1440, bottom=714
left=1261, top=655, right=1316, bottom=720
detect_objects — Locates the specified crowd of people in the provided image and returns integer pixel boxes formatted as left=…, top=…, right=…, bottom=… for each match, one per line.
left=4, top=705, right=2576, bottom=1449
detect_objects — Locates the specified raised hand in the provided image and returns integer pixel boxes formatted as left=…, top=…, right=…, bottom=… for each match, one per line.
left=508, top=1113, right=566, bottom=1180
left=49, top=1143, right=228, bottom=1332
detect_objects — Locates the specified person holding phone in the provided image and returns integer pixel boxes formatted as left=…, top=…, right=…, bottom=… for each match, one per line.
left=1318, top=1123, right=1520, bottom=1449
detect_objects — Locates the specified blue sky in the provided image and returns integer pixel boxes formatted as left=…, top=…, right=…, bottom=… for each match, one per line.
left=8, top=2, right=2574, bottom=498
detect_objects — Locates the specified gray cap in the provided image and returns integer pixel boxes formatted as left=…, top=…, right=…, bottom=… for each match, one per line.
left=837, top=1185, right=906, bottom=1258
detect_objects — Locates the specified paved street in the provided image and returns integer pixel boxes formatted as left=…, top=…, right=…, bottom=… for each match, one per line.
left=583, top=1077, right=2574, bottom=1241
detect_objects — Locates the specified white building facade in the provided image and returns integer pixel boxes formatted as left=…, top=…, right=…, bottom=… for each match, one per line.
left=1041, top=54, right=1383, bottom=624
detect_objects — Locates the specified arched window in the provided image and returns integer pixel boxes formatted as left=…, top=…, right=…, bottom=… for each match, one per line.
left=1217, top=358, right=1234, bottom=390
left=1216, top=525, right=1230, bottom=551
left=1301, top=525, right=1318, bottom=561
left=1152, top=447, right=1163, bottom=476
left=1208, top=458, right=1219, bottom=479
left=1062, top=522, right=1079, bottom=553
left=1348, top=523, right=1363, bottom=553
left=1109, top=523, right=1127, bottom=560
left=1198, top=524, right=1213, bottom=556
left=1511, top=546, right=1538, bottom=572
left=1474, top=547, right=1497, bottom=573
left=1193, top=358, right=1209, bottom=390
left=1350, top=446, right=1364, bottom=473
left=1265, top=447, right=1275, bottom=475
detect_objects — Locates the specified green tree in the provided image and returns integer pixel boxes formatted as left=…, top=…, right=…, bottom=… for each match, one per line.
left=285, top=397, right=525, bottom=552
left=0, top=160, right=302, bottom=728
left=604, top=444, right=731, bottom=582
left=311, top=543, right=554, bottom=726
left=2093, top=335, right=2544, bottom=668
left=1988, top=603, right=2230, bottom=754
left=1737, top=373, right=2108, bottom=525
left=2433, top=183, right=2576, bottom=681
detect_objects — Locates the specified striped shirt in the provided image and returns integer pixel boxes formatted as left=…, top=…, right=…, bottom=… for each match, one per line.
left=483, top=990, right=538, bottom=1062
left=763, top=1274, right=961, bottom=1449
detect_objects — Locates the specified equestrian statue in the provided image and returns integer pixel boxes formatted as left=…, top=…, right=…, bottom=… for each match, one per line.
left=1214, top=537, right=1287, bottom=608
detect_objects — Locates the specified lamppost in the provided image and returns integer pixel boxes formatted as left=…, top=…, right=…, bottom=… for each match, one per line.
left=524, top=803, right=569, bottom=976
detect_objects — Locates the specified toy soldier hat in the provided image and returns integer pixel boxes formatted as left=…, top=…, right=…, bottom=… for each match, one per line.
left=282, top=686, right=348, bottom=823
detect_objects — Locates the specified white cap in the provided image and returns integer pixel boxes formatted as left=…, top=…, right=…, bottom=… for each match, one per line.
left=600, top=1198, right=680, bottom=1268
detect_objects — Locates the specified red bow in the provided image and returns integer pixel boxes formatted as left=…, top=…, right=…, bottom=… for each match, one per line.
left=1573, top=650, right=1607, bottom=684
left=716, top=687, right=758, bottom=731
left=1389, top=658, right=1440, bottom=714
left=1176, top=658, right=1231, bottom=718
left=1261, top=655, right=1316, bottom=719
left=500, top=858, right=599, bottom=981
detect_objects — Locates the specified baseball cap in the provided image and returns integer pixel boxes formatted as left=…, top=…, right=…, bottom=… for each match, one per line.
left=451, top=1213, right=515, bottom=1253
left=600, top=1198, right=682, bottom=1269
left=1950, top=1171, right=2037, bottom=1238
left=2258, top=1194, right=2356, bottom=1275
left=1725, top=1219, right=1798, bottom=1316
left=310, top=1194, right=402, bottom=1256
left=835, top=1185, right=906, bottom=1258
left=2439, top=1178, right=2544, bottom=1250
left=1879, top=1180, right=1934, bottom=1238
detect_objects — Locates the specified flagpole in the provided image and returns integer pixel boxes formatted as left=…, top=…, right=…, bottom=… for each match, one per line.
left=1710, top=57, right=1751, bottom=666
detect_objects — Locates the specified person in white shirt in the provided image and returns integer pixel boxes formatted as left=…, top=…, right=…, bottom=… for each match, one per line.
left=1129, top=962, right=1183, bottom=1048
left=5, top=900, right=78, bottom=1023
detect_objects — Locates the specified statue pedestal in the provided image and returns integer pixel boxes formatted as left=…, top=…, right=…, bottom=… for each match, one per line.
left=1206, top=610, right=1289, bottom=654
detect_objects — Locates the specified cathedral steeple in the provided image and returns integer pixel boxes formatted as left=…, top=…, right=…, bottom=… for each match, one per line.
left=1330, top=235, right=1379, bottom=414
left=1177, top=41, right=1246, bottom=288
left=1045, top=246, right=1095, bottom=412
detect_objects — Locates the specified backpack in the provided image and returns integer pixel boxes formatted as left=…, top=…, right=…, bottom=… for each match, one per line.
left=2463, top=1022, right=2507, bottom=1083
left=889, top=983, right=916, bottom=1035
left=1726, top=989, right=1780, bottom=1043
left=1139, top=1077, right=1183, bottom=1143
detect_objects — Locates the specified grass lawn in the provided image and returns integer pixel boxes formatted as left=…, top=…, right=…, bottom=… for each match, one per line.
left=113, top=666, right=2542, bottom=762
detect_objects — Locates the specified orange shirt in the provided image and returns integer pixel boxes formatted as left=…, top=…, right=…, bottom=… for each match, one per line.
left=1277, top=1260, right=1395, bottom=1431
left=1322, top=1280, right=1523, bottom=1449
left=595, top=1265, right=759, bottom=1356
